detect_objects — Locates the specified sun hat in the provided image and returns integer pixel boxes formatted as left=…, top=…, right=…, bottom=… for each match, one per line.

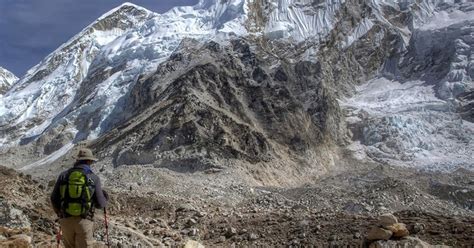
left=74, top=148, right=98, bottom=161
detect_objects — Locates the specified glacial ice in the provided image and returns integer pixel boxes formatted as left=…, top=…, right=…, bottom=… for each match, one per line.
left=343, top=78, right=474, bottom=172
left=419, top=8, right=474, bottom=31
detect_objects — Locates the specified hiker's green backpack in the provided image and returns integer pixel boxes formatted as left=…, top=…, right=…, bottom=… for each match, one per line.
left=59, top=168, right=95, bottom=217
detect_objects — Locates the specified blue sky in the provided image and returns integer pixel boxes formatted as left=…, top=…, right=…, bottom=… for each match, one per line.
left=0, top=0, right=198, bottom=76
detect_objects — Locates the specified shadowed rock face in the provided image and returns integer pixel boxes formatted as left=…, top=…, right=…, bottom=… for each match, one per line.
left=91, top=39, right=345, bottom=171
left=458, top=91, right=474, bottom=122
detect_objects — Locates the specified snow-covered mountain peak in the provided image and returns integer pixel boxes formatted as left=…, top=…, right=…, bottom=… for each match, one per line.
left=0, top=67, right=18, bottom=95
left=196, top=0, right=245, bottom=8
left=17, top=2, right=157, bottom=87
left=0, top=3, right=157, bottom=147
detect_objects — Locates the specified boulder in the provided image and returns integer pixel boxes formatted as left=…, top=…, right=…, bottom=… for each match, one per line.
left=248, top=233, right=259, bottom=241
left=379, top=213, right=398, bottom=227
left=0, top=226, right=31, bottom=236
left=225, top=227, right=238, bottom=238
left=367, top=227, right=393, bottom=241
left=411, top=222, right=425, bottom=234
left=183, top=240, right=205, bottom=248
left=368, top=236, right=442, bottom=248
left=386, top=223, right=409, bottom=238
left=9, top=235, right=31, bottom=243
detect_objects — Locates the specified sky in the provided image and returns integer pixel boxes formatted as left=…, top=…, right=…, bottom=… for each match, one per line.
left=0, top=0, right=198, bottom=77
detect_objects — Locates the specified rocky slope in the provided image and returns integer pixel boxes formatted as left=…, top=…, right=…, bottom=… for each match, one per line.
left=0, top=67, right=17, bottom=95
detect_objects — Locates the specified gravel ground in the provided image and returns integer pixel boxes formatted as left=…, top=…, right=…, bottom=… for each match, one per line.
left=1, top=162, right=473, bottom=247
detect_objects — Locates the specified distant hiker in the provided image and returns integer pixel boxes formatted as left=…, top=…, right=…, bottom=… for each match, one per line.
left=50, top=148, right=108, bottom=248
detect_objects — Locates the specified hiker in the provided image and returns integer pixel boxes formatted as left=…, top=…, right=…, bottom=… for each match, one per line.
left=50, top=148, right=108, bottom=248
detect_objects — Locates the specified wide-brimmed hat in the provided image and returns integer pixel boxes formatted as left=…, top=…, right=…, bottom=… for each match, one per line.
left=74, top=148, right=98, bottom=161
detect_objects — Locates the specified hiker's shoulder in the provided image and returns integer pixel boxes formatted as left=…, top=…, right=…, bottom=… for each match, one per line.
left=88, top=172, right=100, bottom=181
left=59, top=168, right=71, bottom=178
left=82, top=169, right=100, bottom=182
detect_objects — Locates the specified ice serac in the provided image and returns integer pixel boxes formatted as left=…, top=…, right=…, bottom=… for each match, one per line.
left=343, top=1, right=474, bottom=171
left=0, top=3, right=156, bottom=146
left=261, top=0, right=345, bottom=40
left=0, top=67, right=18, bottom=95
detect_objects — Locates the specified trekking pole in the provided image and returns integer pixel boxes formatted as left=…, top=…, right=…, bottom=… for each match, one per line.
left=104, top=208, right=111, bottom=248
left=55, top=221, right=62, bottom=248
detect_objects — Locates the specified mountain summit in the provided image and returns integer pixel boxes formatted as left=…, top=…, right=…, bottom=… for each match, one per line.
left=0, top=3, right=156, bottom=146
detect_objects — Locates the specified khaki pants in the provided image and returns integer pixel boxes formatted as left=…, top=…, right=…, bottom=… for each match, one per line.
left=59, top=217, right=94, bottom=248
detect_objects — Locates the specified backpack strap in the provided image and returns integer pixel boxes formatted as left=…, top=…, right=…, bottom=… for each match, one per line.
left=80, top=167, right=98, bottom=218
left=59, top=168, right=75, bottom=213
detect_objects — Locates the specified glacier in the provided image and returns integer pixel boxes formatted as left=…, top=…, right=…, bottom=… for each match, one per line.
left=342, top=77, right=474, bottom=171
left=343, top=0, right=474, bottom=172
